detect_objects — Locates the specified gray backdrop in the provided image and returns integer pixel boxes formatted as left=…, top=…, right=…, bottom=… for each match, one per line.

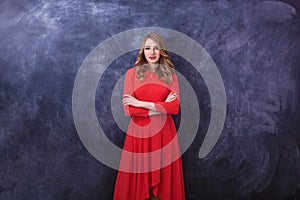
left=1, top=0, right=300, bottom=199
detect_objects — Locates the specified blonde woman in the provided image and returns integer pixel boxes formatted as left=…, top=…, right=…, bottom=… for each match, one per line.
left=113, top=32, right=185, bottom=200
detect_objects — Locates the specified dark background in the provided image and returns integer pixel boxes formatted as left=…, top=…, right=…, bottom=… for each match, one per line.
left=1, top=0, right=300, bottom=199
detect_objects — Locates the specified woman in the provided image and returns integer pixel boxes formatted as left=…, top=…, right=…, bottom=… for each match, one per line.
left=113, top=32, right=185, bottom=200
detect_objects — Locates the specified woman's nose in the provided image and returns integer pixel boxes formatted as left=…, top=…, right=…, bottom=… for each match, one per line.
left=150, top=48, right=155, bottom=54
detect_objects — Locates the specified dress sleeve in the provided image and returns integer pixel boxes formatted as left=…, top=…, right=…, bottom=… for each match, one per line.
left=123, top=68, right=149, bottom=117
left=154, top=72, right=180, bottom=115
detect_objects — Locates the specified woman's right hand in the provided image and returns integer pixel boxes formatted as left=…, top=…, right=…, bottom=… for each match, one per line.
left=122, top=94, right=142, bottom=107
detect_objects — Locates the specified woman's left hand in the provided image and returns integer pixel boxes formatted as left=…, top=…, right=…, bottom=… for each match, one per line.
left=165, top=92, right=177, bottom=102
left=122, top=94, right=142, bottom=107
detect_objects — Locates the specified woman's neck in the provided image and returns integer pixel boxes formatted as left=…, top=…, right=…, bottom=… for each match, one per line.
left=149, top=63, right=158, bottom=72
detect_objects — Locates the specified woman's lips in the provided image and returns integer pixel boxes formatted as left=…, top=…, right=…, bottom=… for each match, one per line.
left=149, top=57, right=156, bottom=60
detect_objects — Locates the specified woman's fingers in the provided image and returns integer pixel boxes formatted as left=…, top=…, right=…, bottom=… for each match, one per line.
left=122, top=94, right=132, bottom=105
left=122, top=94, right=140, bottom=107
left=165, top=92, right=177, bottom=102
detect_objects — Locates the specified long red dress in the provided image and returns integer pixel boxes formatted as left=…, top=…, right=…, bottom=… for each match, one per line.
left=113, top=68, right=185, bottom=200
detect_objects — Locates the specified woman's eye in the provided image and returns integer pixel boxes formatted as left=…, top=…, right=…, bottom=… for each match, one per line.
left=144, top=47, right=159, bottom=51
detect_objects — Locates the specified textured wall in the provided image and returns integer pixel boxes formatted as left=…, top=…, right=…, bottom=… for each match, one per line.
left=1, top=0, right=300, bottom=199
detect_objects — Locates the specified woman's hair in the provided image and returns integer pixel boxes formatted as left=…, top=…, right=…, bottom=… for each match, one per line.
left=134, top=32, right=175, bottom=84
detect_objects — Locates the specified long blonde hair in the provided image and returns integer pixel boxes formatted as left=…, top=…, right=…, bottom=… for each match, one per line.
left=134, top=32, right=174, bottom=84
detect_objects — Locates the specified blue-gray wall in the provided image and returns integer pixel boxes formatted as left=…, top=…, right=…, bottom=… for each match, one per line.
left=1, top=0, right=300, bottom=199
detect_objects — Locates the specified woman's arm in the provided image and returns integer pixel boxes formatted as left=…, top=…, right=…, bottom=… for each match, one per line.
left=122, top=94, right=155, bottom=110
left=123, top=91, right=179, bottom=115
left=123, top=90, right=177, bottom=106
left=153, top=73, right=180, bottom=115
left=122, top=69, right=149, bottom=117
left=122, top=69, right=180, bottom=116
left=148, top=92, right=178, bottom=116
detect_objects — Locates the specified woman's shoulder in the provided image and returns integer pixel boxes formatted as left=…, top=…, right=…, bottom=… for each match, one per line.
left=171, top=70, right=178, bottom=79
left=125, top=67, right=136, bottom=76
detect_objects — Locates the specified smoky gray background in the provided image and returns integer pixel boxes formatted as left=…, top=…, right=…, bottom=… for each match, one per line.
left=1, top=0, right=300, bottom=199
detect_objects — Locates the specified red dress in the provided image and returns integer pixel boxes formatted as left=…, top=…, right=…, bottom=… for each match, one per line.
left=113, top=68, right=185, bottom=200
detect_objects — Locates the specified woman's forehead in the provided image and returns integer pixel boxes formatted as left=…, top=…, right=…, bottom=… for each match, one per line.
left=144, top=39, right=158, bottom=46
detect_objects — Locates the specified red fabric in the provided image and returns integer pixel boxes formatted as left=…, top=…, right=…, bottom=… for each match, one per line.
left=113, top=68, right=185, bottom=200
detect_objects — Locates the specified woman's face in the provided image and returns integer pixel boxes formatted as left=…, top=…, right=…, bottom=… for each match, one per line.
left=143, top=39, right=160, bottom=65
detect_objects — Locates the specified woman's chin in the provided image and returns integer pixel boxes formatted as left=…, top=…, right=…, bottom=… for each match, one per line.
left=147, top=61, right=159, bottom=65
